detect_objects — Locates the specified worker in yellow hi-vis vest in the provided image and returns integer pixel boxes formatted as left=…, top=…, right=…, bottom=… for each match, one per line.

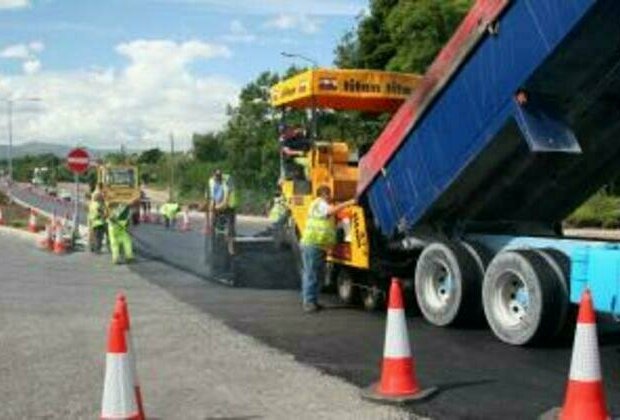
left=208, top=169, right=238, bottom=255
left=300, top=185, right=354, bottom=313
left=107, top=204, right=134, bottom=264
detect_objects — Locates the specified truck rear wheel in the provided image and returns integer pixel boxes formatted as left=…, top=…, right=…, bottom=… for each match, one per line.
left=415, top=242, right=481, bottom=327
left=361, top=277, right=385, bottom=311
left=482, top=250, right=565, bottom=346
left=322, top=262, right=338, bottom=293
left=337, top=269, right=359, bottom=305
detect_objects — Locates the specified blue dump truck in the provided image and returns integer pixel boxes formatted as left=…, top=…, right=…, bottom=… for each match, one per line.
left=356, top=0, right=620, bottom=345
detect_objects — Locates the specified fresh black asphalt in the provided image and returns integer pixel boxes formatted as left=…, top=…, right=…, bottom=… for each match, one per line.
left=129, top=224, right=620, bottom=420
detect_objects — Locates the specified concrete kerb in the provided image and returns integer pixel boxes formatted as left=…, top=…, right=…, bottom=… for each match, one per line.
left=0, top=224, right=40, bottom=242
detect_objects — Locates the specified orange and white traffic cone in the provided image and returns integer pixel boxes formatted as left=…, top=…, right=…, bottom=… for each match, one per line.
left=53, top=225, right=66, bottom=255
left=100, top=312, right=140, bottom=420
left=0, top=206, right=5, bottom=225
left=543, top=289, right=609, bottom=420
left=362, top=277, right=437, bottom=404
left=28, top=209, right=38, bottom=233
left=38, top=224, right=53, bottom=251
left=114, top=294, right=145, bottom=420
left=179, top=210, right=190, bottom=232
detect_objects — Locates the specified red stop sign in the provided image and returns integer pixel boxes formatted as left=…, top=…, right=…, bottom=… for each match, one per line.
left=66, top=148, right=90, bottom=174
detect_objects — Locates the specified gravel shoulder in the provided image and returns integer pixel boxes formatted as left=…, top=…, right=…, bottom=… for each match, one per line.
left=0, top=235, right=413, bottom=420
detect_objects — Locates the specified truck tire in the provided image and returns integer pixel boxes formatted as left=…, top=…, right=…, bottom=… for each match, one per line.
left=415, top=241, right=481, bottom=327
left=533, top=248, right=574, bottom=340
left=360, top=274, right=385, bottom=311
left=322, top=262, right=338, bottom=293
left=337, top=269, right=359, bottom=305
left=482, top=250, right=565, bottom=346
left=459, top=240, right=491, bottom=325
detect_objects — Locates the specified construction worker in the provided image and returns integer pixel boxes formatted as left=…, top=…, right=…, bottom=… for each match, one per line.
left=268, top=188, right=288, bottom=228
left=160, top=201, right=180, bottom=229
left=107, top=204, right=134, bottom=264
left=88, top=191, right=107, bottom=253
left=300, top=185, right=355, bottom=313
left=279, top=124, right=311, bottom=181
left=208, top=169, right=237, bottom=254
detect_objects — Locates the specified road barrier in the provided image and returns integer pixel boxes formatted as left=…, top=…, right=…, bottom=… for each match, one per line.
left=362, top=277, right=437, bottom=404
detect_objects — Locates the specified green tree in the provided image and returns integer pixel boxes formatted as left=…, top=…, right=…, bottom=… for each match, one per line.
left=334, top=0, right=473, bottom=73
left=385, top=0, right=471, bottom=73
left=193, top=133, right=226, bottom=162
left=221, top=71, right=281, bottom=192
left=137, top=148, right=164, bottom=164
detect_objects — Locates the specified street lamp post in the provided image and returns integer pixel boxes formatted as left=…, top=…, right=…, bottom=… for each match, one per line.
left=280, top=51, right=319, bottom=69
left=4, top=97, right=41, bottom=183
left=280, top=51, right=320, bottom=139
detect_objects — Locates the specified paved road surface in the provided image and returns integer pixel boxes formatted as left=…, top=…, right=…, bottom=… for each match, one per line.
left=0, top=232, right=411, bottom=419
left=128, top=251, right=620, bottom=420
left=6, top=184, right=620, bottom=419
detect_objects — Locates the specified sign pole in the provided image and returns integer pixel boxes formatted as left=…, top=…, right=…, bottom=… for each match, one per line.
left=72, top=172, right=80, bottom=247
left=66, top=147, right=90, bottom=249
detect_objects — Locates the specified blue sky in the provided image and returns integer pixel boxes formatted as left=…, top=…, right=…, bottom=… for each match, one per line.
left=0, top=0, right=367, bottom=149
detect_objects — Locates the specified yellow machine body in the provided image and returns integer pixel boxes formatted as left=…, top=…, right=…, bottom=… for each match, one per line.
left=96, top=165, right=140, bottom=208
left=273, top=68, right=421, bottom=272
left=281, top=142, right=369, bottom=270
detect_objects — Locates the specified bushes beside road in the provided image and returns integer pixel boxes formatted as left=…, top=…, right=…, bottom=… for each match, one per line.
left=565, top=191, right=620, bottom=229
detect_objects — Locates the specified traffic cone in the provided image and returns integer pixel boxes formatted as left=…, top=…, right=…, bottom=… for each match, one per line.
left=362, top=278, right=437, bottom=404
left=114, top=294, right=145, bottom=420
left=28, top=209, right=38, bottom=233
left=179, top=210, right=190, bottom=232
left=542, top=289, right=609, bottom=420
left=0, top=207, right=5, bottom=225
left=53, top=225, right=66, bottom=254
left=38, top=223, right=53, bottom=251
left=100, top=312, right=140, bottom=420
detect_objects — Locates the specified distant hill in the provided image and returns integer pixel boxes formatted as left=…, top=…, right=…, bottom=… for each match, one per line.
left=0, top=142, right=139, bottom=159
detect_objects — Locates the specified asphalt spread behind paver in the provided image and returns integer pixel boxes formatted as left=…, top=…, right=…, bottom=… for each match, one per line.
left=131, top=222, right=300, bottom=290
left=128, top=238, right=620, bottom=420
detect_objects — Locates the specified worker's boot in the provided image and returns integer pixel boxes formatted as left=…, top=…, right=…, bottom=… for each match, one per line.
left=303, top=302, right=323, bottom=313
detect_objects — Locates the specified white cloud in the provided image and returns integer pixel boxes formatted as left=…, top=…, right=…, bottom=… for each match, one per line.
left=22, top=59, right=40, bottom=74
left=0, top=43, right=30, bottom=59
left=265, top=14, right=321, bottom=34
left=162, top=0, right=363, bottom=16
left=28, top=41, right=44, bottom=52
left=0, top=0, right=29, bottom=10
left=0, top=39, right=239, bottom=149
left=0, top=41, right=44, bottom=59
left=222, top=19, right=257, bottom=44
